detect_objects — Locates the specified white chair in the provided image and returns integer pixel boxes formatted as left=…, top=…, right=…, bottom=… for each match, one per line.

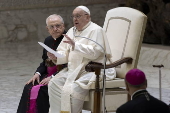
left=83, top=7, right=147, bottom=113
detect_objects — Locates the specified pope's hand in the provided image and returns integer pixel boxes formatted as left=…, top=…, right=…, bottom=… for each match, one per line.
left=63, top=34, right=75, bottom=48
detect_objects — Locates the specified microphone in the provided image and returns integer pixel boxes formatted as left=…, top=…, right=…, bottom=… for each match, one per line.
left=73, top=27, right=107, bottom=113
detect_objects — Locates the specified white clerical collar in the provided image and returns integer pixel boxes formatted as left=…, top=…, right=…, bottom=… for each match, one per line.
left=131, top=89, right=146, bottom=100
left=53, top=38, right=57, bottom=40
left=51, top=36, right=57, bottom=40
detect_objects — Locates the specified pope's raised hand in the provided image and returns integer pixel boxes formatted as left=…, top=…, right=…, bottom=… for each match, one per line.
left=63, top=34, right=75, bottom=48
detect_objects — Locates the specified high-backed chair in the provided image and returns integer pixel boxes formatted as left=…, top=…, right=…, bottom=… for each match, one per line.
left=83, top=7, right=147, bottom=113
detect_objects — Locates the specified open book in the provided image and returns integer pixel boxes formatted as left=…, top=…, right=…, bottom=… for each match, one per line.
left=38, top=42, right=64, bottom=58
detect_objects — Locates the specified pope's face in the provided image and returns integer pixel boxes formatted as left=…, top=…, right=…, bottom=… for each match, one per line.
left=46, top=17, right=65, bottom=39
left=72, top=8, right=90, bottom=31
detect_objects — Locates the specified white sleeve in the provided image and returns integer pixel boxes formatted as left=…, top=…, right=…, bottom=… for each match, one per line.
left=74, top=28, right=105, bottom=60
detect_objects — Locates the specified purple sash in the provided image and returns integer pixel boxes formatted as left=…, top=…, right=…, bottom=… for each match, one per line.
left=28, top=66, right=57, bottom=113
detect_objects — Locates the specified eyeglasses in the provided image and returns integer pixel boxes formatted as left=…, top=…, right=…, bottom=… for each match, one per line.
left=48, top=24, right=63, bottom=30
left=71, top=14, right=88, bottom=19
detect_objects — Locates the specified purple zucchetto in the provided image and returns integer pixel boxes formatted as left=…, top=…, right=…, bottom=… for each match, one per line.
left=125, top=69, right=146, bottom=85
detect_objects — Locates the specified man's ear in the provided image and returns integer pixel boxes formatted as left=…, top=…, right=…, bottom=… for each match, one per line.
left=145, top=80, right=147, bottom=88
left=46, top=26, right=50, bottom=32
left=125, top=81, right=129, bottom=92
left=62, top=24, right=65, bottom=30
left=86, top=14, right=90, bottom=21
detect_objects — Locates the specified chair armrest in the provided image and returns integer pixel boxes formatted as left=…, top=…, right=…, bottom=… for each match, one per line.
left=85, top=57, right=133, bottom=72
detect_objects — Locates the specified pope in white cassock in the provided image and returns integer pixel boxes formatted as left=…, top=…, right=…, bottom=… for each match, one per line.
left=47, top=5, right=116, bottom=113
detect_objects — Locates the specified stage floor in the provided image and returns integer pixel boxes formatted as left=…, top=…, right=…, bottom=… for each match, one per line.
left=0, top=41, right=170, bottom=113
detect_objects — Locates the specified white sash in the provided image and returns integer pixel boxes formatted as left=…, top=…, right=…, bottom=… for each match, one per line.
left=60, top=61, right=88, bottom=113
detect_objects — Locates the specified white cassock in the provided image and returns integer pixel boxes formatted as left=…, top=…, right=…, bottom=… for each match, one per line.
left=48, top=21, right=116, bottom=113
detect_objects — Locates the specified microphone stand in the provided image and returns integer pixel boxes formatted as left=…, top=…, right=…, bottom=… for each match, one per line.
left=73, top=27, right=107, bottom=113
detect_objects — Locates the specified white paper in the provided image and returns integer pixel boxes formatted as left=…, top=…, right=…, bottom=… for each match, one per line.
left=38, top=42, right=64, bottom=58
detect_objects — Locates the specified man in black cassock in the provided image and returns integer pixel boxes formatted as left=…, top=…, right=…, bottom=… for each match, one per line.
left=17, top=14, right=66, bottom=113
left=116, top=69, right=170, bottom=113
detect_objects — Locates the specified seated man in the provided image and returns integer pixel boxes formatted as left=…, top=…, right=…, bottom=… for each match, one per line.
left=17, top=14, right=66, bottom=113
left=116, top=69, right=170, bottom=113
left=47, top=5, right=116, bottom=113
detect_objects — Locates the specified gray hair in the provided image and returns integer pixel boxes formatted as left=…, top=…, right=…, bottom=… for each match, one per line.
left=126, top=79, right=147, bottom=88
left=46, top=14, right=64, bottom=26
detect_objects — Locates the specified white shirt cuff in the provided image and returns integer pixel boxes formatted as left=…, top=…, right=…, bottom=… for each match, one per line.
left=35, top=72, right=41, bottom=76
left=51, top=74, right=55, bottom=78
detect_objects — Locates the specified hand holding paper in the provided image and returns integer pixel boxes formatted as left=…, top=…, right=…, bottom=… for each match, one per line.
left=38, top=42, right=64, bottom=58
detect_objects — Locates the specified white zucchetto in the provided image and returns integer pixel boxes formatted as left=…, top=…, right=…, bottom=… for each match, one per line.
left=77, top=5, right=90, bottom=15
